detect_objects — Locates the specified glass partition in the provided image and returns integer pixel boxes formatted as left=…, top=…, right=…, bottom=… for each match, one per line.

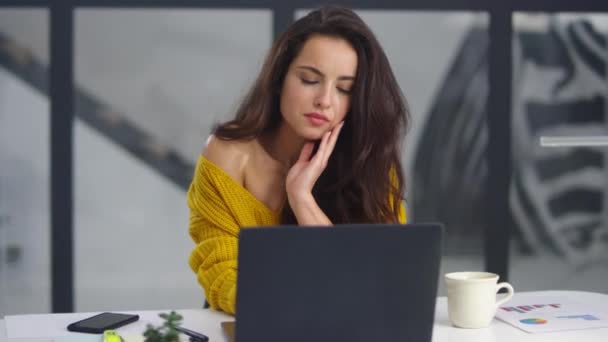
left=0, top=8, right=50, bottom=316
left=510, top=12, right=608, bottom=293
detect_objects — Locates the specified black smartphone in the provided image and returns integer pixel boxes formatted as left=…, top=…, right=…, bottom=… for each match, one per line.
left=67, top=312, right=140, bottom=334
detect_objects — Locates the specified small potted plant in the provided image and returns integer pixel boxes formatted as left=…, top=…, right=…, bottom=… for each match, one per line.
left=143, top=311, right=183, bottom=342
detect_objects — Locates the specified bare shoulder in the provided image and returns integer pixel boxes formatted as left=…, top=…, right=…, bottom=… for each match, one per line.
left=202, top=135, right=254, bottom=184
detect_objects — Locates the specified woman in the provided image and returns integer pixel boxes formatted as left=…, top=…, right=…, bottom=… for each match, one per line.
left=187, top=6, right=409, bottom=315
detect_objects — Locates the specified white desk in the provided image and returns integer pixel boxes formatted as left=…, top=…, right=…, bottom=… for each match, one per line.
left=2, top=291, right=607, bottom=342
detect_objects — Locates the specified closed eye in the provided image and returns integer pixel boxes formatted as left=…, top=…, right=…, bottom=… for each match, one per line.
left=301, top=78, right=318, bottom=85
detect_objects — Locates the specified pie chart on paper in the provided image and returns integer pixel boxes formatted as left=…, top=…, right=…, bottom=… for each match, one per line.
left=520, top=318, right=548, bottom=325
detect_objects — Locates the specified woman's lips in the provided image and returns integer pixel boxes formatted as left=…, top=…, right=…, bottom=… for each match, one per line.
left=304, top=113, right=329, bottom=126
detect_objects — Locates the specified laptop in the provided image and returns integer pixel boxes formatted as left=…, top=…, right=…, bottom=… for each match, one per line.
left=234, top=223, right=444, bottom=342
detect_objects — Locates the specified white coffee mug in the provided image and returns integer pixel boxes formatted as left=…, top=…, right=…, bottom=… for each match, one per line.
left=445, top=271, right=514, bottom=328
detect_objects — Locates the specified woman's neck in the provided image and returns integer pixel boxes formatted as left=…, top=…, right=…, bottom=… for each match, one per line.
left=259, top=122, right=306, bottom=172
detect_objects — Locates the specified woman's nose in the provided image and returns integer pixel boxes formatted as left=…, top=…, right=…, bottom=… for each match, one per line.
left=314, top=86, right=332, bottom=109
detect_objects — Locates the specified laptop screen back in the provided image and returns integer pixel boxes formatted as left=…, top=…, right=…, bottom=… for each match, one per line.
left=235, top=223, right=443, bottom=342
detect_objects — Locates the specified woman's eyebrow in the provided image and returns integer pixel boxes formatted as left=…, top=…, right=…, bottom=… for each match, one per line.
left=296, top=65, right=355, bottom=81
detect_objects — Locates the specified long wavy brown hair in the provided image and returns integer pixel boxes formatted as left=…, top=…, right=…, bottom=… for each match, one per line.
left=214, top=6, right=410, bottom=224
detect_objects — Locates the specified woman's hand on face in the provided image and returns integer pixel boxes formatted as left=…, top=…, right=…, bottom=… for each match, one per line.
left=286, top=122, right=345, bottom=203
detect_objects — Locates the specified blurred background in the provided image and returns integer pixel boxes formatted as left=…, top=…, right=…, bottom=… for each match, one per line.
left=1, top=1, right=607, bottom=316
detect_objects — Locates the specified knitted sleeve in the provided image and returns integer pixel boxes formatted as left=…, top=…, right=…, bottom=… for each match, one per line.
left=399, top=201, right=407, bottom=224
left=187, top=158, right=239, bottom=315
left=390, top=166, right=407, bottom=224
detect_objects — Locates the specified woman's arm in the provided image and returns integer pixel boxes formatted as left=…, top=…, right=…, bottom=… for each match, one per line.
left=288, top=192, right=332, bottom=226
left=187, top=138, right=249, bottom=315
left=286, top=122, right=344, bottom=226
left=187, top=156, right=240, bottom=315
left=188, top=216, right=238, bottom=314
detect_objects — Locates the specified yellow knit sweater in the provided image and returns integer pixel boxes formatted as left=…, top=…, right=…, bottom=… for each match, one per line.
left=187, top=155, right=406, bottom=315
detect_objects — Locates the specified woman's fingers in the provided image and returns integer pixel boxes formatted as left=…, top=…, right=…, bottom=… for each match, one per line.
left=288, top=123, right=345, bottom=195
left=313, top=130, right=332, bottom=166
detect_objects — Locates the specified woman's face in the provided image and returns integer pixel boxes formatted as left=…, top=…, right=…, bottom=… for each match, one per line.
left=279, top=34, right=358, bottom=140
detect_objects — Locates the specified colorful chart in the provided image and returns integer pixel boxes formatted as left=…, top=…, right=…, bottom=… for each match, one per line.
left=557, top=315, right=599, bottom=321
left=520, top=318, right=548, bottom=325
left=501, top=304, right=561, bottom=314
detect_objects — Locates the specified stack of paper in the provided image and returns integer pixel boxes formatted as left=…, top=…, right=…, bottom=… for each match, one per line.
left=496, top=295, right=608, bottom=333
